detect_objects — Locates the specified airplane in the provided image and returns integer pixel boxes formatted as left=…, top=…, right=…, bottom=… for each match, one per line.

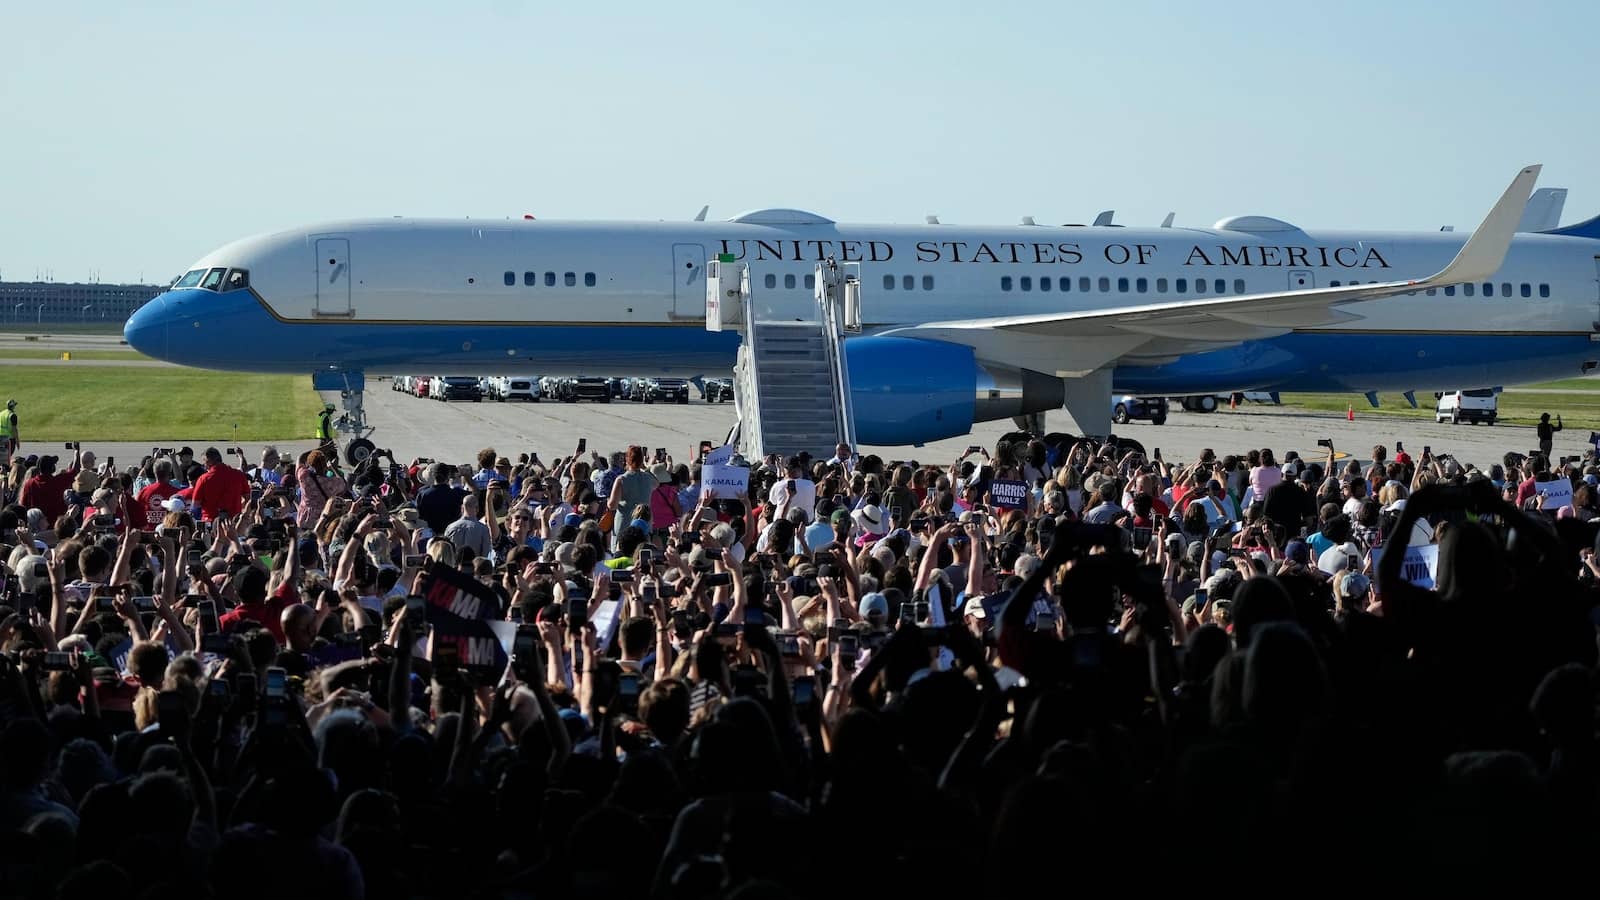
left=124, top=164, right=1600, bottom=463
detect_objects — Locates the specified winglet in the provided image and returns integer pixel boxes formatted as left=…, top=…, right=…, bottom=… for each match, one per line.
left=1431, top=165, right=1541, bottom=285
left=693, top=205, right=709, bottom=222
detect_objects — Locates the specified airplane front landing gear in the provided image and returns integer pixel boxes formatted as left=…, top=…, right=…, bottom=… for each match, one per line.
left=312, top=370, right=376, bottom=467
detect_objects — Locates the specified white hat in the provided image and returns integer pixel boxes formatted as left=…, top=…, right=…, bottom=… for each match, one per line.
left=963, top=594, right=987, bottom=619
left=851, top=504, right=885, bottom=533
left=162, top=497, right=188, bottom=512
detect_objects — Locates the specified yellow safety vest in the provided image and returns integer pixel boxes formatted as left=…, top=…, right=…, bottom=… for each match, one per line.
left=0, top=412, right=14, bottom=439
left=316, top=411, right=333, bottom=440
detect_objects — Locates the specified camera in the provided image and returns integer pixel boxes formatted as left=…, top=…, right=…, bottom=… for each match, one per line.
left=1316, top=438, right=1333, bottom=448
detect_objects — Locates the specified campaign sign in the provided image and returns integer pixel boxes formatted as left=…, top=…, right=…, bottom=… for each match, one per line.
left=990, top=479, right=1029, bottom=510
left=1370, top=544, right=1439, bottom=590
left=421, top=562, right=509, bottom=676
left=703, top=464, right=749, bottom=500
left=705, top=443, right=736, bottom=466
left=1537, top=477, right=1574, bottom=511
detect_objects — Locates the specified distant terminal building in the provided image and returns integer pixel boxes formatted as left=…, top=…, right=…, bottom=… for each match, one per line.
left=0, top=280, right=165, bottom=325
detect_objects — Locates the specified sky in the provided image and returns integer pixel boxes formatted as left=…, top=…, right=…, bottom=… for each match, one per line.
left=2, top=0, right=1595, bottom=283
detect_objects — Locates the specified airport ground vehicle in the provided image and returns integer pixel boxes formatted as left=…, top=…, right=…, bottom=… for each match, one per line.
left=489, top=376, right=540, bottom=401
left=1112, top=395, right=1167, bottom=425
left=705, top=378, right=734, bottom=402
left=558, top=377, right=611, bottom=402
left=1435, top=388, right=1498, bottom=424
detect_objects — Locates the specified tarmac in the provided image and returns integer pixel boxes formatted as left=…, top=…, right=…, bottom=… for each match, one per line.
left=15, top=379, right=1597, bottom=474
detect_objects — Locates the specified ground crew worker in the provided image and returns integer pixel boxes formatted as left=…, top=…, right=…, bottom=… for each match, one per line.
left=317, top=403, right=337, bottom=454
left=0, top=399, right=17, bottom=461
left=1538, top=411, right=1563, bottom=458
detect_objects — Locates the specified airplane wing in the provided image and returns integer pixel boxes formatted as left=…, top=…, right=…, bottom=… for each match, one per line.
left=880, top=165, right=1540, bottom=374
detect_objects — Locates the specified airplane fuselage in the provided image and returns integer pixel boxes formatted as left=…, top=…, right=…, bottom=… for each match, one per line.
left=125, top=212, right=1600, bottom=395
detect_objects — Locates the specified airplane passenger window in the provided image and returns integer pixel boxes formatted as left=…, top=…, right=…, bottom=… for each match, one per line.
left=1039, top=277, right=1051, bottom=292
left=585, top=273, right=597, bottom=287
left=1330, top=280, right=1341, bottom=287
left=225, top=269, right=249, bottom=291
left=1463, top=284, right=1474, bottom=297
left=1059, top=276, right=1070, bottom=293
left=1520, top=283, right=1531, bottom=298
left=545, top=272, right=556, bottom=286
left=1426, top=289, right=1436, bottom=296
left=1156, top=278, right=1167, bottom=292
left=1539, top=284, right=1550, bottom=297
left=524, top=272, right=536, bottom=286
left=1079, top=277, right=1090, bottom=292
left=1020, top=277, right=1032, bottom=292
left=504, top=271, right=515, bottom=286
left=1501, top=283, right=1511, bottom=297
left=805, top=275, right=815, bottom=289
left=922, top=276, right=933, bottom=290
left=902, top=275, right=914, bottom=291
left=884, top=275, right=895, bottom=290
left=785, top=274, right=796, bottom=289
left=1482, top=283, right=1493, bottom=297
left=1445, top=286, right=1455, bottom=296
left=1098, top=277, right=1110, bottom=292
left=1175, top=278, right=1186, bottom=293
left=1117, top=278, right=1129, bottom=292
left=1233, top=279, right=1245, bottom=293
left=175, top=269, right=206, bottom=289
left=765, top=274, right=777, bottom=289
left=1136, top=278, right=1148, bottom=293
left=1194, top=279, right=1206, bottom=293
left=200, top=268, right=226, bottom=291
left=564, top=272, right=576, bottom=286
left=1214, top=279, right=1226, bottom=294
left=1001, top=277, right=1013, bottom=291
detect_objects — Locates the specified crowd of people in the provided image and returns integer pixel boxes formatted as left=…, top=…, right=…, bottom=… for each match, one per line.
left=0, top=426, right=1597, bottom=897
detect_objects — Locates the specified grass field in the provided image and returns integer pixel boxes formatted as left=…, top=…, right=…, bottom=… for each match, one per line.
left=0, top=366, right=321, bottom=441
left=0, top=348, right=147, bottom=361
left=1280, top=390, right=1600, bottom=430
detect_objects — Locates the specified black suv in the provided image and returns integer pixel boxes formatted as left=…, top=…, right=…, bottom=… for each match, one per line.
left=705, top=378, right=734, bottom=403
left=563, top=376, right=611, bottom=403
left=632, top=377, right=689, bottom=403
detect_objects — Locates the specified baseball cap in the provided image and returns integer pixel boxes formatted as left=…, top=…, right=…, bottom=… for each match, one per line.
left=629, top=518, right=650, bottom=533
left=1284, top=539, right=1310, bottom=565
left=563, top=513, right=584, bottom=528
left=962, top=594, right=987, bottom=619
left=1336, top=571, right=1371, bottom=600
left=859, top=592, right=889, bottom=621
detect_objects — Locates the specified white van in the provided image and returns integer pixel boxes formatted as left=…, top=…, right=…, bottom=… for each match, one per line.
left=1435, top=389, right=1497, bottom=425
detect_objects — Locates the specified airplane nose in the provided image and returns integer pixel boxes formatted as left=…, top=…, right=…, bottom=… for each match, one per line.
left=123, top=295, right=169, bottom=359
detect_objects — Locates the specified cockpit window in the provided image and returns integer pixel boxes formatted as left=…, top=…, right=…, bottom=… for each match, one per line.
left=174, top=269, right=206, bottom=289
left=200, top=267, right=227, bottom=290
left=225, top=269, right=250, bottom=291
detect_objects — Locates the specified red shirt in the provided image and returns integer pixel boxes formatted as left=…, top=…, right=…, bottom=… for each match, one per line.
left=190, top=462, right=250, bottom=522
left=18, top=467, right=77, bottom=523
left=136, top=481, right=182, bottom=530
left=218, top=580, right=294, bottom=643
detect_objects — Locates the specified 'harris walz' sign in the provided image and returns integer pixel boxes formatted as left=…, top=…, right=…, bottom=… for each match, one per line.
left=422, top=563, right=509, bottom=676
left=716, top=239, right=1391, bottom=269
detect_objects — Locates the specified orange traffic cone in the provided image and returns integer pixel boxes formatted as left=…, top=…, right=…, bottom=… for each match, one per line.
left=1230, top=393, right=1238, bottom=410
left=1346, top=403, right=1354, bottom=422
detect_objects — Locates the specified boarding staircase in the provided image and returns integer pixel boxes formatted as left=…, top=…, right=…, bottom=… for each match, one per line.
left=707, top=257, right=860, bottom=460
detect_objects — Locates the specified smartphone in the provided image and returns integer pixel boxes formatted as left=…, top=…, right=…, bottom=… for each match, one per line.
left=1153, top=448, right=1162, bottom=461
left=617, top=672, right=640, bottom=703
left=637, top=546, right=653, bottom=567
left=745, top=605, right=765, bottom=628
left=235, top=673, right=257, bottom=708
left=966, top=445, right=982, bottom=455
left=198, top=601, right=219, bottom=634
left=64, top=442, right=75, bottom=450
left=250, top=487, right=262, bottom=503
left=32, top=562, right=47, bottom=579
left=641, top=582, right=658, bottom=604
left=186, top=549, right=203, bottom=568
left=892, top=506, right=904, bottom=523
left=405, top=594, right=427, bottom=628
left=705, top=572, right=732, bottom=587
left=263, top=667, right=287, bottom=700
left=1394, top=441, right=1403, bottom=452
left=530, top=561, right=556, bottom=574
left=777, top=631, right=801, bottom=659
left=704, top=548, right=724, bottom=563
left=513, top=625, right=540, bottom=663
left=13, top=592, right=35, bottom=617
left=42, top=651, right=72, bottom=672
left=207, top=678, right=231, bottom=700
left=577, top=438, right=587, bottom=453
left=714, top=622, right=739, bottom=645
left=433, top=641, right=460, bottom=674
left=1132, top=527, right=1152, bottom=550
left=567, top=594, right=588, bottom=630
left=1034, top=610, right=1057, bottom=632
left=655, top=447, right=667, bottom=463
left=92, top=513, right=114, bottom=530
left=1423, top=445, right=1431, bottom=457
left=899, top=602, right=917, bottom=626
left=157, top=689, right=190, bottom=736
left=610, top=569, right=634, bottom=583
left=95, top=596, right=115, bottom=615
left=133, top=596, right=156, bottom=611
left=836, top=633, right=859, bottom=669
left=1193, top=587, right=1209, bottom=612
left=793, top=676, right=816, bottom=705
left=1316, top=438, right=1333, bottom=448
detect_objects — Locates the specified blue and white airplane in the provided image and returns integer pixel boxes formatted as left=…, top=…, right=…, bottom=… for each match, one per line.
left=125, top=164, right=1600, bottom=458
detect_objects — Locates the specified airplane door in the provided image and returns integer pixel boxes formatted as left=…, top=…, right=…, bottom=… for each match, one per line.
left=672, top=244, right=704, bottom=317
left=315, top=238, right=352, bottom=316
left=1288, top=269, right=1314, bottom=291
